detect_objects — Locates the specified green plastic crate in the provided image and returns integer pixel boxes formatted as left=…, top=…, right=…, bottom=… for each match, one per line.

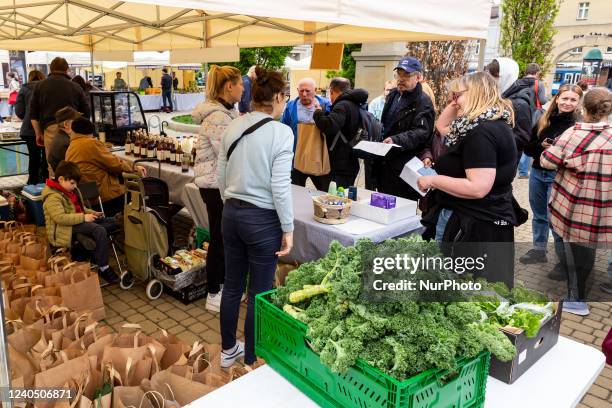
left=255, top=290, right=490, bottom=408
left=195, top=226, right=210, bottom=249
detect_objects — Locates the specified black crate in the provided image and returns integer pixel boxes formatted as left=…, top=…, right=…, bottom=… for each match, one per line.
left=163, top=281, right=208, bottom=305
left=489, top=302, right=562, bottom=384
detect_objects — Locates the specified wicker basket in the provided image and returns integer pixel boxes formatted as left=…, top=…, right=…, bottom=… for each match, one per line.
left=312, top=195, right=352, bottom=224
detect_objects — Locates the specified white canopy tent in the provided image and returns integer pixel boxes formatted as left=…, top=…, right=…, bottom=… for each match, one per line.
left=0, top=0, right=491, bottom=52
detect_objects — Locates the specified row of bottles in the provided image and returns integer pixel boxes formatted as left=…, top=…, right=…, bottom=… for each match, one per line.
left=124, top=130, right=197, bottom=168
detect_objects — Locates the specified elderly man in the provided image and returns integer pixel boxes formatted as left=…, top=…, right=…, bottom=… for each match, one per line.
left=380, top=56, right=435, bottom=200
left=281, top=78, right=331, bottom=189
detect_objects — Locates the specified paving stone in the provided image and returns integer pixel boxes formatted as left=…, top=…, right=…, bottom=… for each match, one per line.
left=158, top=318, right=179, bottom=330
left=190, top=322, right=208, bottom=335
left=127, top=313, right=148, bottom=324
left=559, top=325, right=574, bottom=336
left=205, top=318, right=220, bottom=332
left=562, top=312, right=585, bottom=323
left=182, top=317, right=197, bottom=327
left=105, top=316, right=124, bottom=326
left=572, top=330, right=596, bottom=344
left=588, top=384, right=610, bottom=400
left=145, top=308, right=168, bottom=323
left=166, top=309, right=190, bottom=322
left=128, top=299, right=148, bottom=310
left=110, top=300, right=131, bottom=313
left=595, top=376, right=612, bottom=391
left=187, top=307, right=205, bottom=318
left=136, top=319, right=160, bottom=335
left=200, top=329, right=222, bottom=345
left=581, top=395, right=611, bottom=408
left=156, top=303, right=174, bottom=312
left=177, top=330, right=201, bottom=346
left=563, top=320, right=594, bottom=334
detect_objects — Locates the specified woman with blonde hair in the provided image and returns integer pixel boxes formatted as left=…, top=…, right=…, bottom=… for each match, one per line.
left=417, top=71, right=518, bottom=287
left=193, top=65, right=243, bottom=312
left=541, top=87, right=611, bottom=315
left=519, top=83, right=583, bottom=268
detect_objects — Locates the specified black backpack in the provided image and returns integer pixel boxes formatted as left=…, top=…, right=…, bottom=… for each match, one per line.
left=330, top=107, right=383, bottom=151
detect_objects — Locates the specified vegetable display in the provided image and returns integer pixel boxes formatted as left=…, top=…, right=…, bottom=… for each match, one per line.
left=272, top=237, right=551, bottom=381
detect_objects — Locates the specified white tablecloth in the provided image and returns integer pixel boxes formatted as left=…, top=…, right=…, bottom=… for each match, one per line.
left=137, top=93, right=204, bottom=112
left=188, top=336, right=605, bottom=408
left=0, top=100, right=11, bottom=117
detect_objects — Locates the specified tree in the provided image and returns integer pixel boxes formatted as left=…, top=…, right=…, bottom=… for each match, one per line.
left=326, top=44, right=362, bottom=86
left=405, top=41, right=471, bottom=112
left=219, top=46, right=293, bottom=74
left=500, top=0, right=560, bottom=75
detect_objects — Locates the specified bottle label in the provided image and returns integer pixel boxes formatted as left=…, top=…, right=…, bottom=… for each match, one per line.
left=176, top=153, right=183, bottom=163
left=157, top=151, right=163, bottom=161
left=148, top=150, right=155, bottom=158
left=125, top=143, right=131, bottom=154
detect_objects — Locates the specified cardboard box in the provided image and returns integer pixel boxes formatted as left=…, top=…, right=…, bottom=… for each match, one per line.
left=350, top=192, right=417, bottom=225
left=489, top=302, right=562, bottom=384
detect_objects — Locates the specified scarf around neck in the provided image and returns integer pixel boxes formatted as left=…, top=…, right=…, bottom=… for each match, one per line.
left=446, top=107, right=512, bottom=146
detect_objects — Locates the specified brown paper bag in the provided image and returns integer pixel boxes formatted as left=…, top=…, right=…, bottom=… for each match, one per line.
left=34, top=354, right=96, bottom=390
left=8, top=343, right=36, bottom=388
left=156, top=330, right=191, bottom=370
left=112, top=388, right=163, bottom=408
left=149, top=369, right=213, bottom=406
left=22, top=295, right=64, bottom=324
left=60, top=269, right=105, bottom=320
left=20, top=241, right=49, bottom=271
left=294, top=123, right=330, bottom=176
left=45, top=261, right=90, bottom=287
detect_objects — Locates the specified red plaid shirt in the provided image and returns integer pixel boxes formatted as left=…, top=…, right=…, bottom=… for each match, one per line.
left=541, top=122, right=611, bottom=246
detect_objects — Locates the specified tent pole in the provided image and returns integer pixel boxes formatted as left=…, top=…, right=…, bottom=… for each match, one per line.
left=477, top=39, right=486, bottom=71
left=89, top=35, right=95, bottom=84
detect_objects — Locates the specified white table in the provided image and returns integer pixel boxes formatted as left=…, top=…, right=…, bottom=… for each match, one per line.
left=188, top=337, right=605, bottom=408
left=137, top=93, right=204, bottom=112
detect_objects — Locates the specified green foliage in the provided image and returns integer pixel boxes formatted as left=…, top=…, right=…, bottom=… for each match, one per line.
left=219, top=46, right=293, bottom=74
left=500, top=0, right=560, bottom=75
left=273, top=237, right=519, bottom=381
left=326, top=44, right=362, bottom=86
left=171, top=114, right=193, bottom=125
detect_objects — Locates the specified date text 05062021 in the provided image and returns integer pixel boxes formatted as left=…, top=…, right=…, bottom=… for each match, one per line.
left=0, top=388, right=75, bottom=402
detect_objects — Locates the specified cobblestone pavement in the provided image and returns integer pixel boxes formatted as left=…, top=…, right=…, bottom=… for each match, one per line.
left=102, top=162, right=611, bottom=406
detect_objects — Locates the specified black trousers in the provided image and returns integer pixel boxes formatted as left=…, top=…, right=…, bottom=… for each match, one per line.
left=94, top=195, right=124, bottom=218
left=562, top=241, right=596, bottom=300
left=24, top=137, right=48, bottom=185
left=200, top=188, right=225, bottom=294
left=291, top=169, right=328, bottom=192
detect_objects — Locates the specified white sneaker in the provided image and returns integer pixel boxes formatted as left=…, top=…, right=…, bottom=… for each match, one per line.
left=205, top=291, right=222, bottom=313
left=221, top=341, right=244, bottom=368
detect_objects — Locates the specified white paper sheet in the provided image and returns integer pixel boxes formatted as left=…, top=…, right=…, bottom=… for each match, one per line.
left=353, top=141, right=401, bottom=157
left=332, top=218, right=386, bottom=235
left=399, top=156, right=438, bottom=197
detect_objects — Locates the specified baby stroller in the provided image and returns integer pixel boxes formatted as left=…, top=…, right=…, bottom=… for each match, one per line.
left=122, top=159, right=183, bottom=299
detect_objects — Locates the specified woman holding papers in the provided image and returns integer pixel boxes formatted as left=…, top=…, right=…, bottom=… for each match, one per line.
left=417, top=72, right=518, bottom=287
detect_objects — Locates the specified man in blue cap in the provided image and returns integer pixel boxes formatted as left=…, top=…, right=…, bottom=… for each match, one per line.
left=379, top=56, right=435, bottom=200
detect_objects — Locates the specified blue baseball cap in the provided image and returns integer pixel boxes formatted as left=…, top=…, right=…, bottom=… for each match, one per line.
left=395, top=56, right=422, bottom=73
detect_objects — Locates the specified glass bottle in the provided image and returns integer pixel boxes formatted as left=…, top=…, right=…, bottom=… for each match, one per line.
left=176, top=141, right=184, bottom=166
left=156, top=138, right=164, bottom=162
left=170, top=140, right=176, bottom=164
left=124, top=131, right=132, bottom=155
left=133, top=133, right=140, bottom=158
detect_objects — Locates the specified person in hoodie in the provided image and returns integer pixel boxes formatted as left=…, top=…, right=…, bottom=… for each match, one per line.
left=281, top=77, right=331, bottom=189
left=193, top=65, right=243, bottom=313
left=313, top=77, right=367, bottom=190
left=497, top=59, right=542, bottom=160
left=42, top=160, right=119, bottom=283
left=519, top=83, right=583, bottom=268
left=380, top=56, right=435, bottom=200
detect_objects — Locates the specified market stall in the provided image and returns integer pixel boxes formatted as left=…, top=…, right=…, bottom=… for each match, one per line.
left=189, top=336, right=606, bottom=408
left=137, top=93, right=205, bottom=112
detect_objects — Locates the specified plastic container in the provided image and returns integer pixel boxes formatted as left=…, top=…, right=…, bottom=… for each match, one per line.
left=351, top=192, right=417, bottom=225
left=21, top=185, right=46, bottom=226
left=255, top=290, right=490, bottom=408
left=195, top=226, right=210, bottom=248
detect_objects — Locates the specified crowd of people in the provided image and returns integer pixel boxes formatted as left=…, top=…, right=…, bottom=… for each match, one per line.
left=10, top=52, right=610, bottom=369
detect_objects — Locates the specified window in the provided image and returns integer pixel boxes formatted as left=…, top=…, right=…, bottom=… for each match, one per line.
left=570, top=47, right=583, bottom=54
left=606, top=47, right=612, bottom=53
left=577, top=2, right=589, bottom=20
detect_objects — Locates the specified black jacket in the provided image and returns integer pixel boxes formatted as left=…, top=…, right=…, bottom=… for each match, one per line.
left=381, top=84, right=435, bottom=172
left=29, top=73, right=90, bottom=131
left=15, top=81, right=38, bottom=139
left=503, top=77, right=537, bottom=155
left=523, top=111, right=576, bottom=170
left=313, top=88, right=368, bottom=177
left=161, top=74, right=173, bottom=91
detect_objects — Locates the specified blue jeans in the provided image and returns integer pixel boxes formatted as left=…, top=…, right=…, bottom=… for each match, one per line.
left=518, top=153, right=532, bottom=176
left=220, top=199, right=283, bottom=364
left=435, top=208, right=453, bottom=243
left=529, top=168, right=559, bottom=250
left=162, top=90, right=173, bottom=111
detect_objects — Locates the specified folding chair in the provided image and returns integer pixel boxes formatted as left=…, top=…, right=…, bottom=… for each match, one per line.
left=77, top=181, right=126, bottom=281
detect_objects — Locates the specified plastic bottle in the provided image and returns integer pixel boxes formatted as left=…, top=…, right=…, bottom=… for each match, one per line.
left=328, top=181, right=337, bottom=196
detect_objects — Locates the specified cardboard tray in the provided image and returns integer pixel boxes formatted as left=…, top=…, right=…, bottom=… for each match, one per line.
left=489, top=302, right=562, bottom=384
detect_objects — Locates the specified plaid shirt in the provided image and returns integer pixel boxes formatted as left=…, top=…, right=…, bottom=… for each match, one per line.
left=541, top=122, right=611, bottom=246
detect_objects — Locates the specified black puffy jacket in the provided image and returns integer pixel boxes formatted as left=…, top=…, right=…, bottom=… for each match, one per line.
left=15, top=81, right=38, bottom=139
left=313, top=88, right=368, bottom=177
left=503, top=78, right=536, bottom=156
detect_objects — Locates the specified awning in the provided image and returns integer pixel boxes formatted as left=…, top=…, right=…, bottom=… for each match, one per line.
left=0, top=0, right=491, bottom=52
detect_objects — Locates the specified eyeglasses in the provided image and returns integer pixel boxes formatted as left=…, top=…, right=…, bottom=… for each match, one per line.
left=393, top=71, right=418, bottom=81
left=451, top=90, right=467, bottom=101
